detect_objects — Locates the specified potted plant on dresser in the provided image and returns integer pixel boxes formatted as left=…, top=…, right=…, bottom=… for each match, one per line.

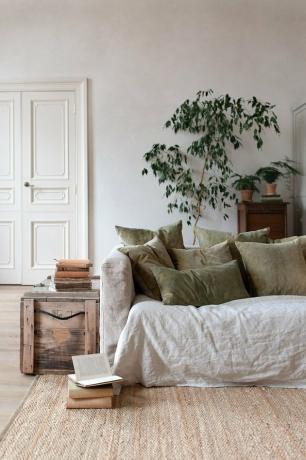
left=231, top=174, right=260, bottom=202
left=256, top=158, right=301, bottom=196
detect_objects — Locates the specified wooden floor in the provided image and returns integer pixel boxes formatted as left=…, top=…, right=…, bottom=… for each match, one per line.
left=0, top=285, right=35, bottom=434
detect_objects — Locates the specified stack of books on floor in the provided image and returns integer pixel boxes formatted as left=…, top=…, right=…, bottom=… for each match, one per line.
left=67, top=379, right=114, bottom=408
left=54, top=259, right=93, bottom=291
left=261, top=194, right=283, bottom=202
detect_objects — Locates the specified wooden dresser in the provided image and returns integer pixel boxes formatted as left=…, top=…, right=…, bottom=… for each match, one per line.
left=238, top=202, right=288, bottom=239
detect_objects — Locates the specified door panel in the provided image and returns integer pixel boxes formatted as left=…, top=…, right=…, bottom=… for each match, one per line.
left=0, top=93, right=21, bottom=283
left=22, top=91, right=77, bottom=283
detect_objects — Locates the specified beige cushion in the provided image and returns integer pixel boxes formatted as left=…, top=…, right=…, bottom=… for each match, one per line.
left=116, top=220, right=184, bottom=249
left=168, top=241, right=232, bottom=270
left=235, top=240, right=306, bottom=296
left=119, top=237, right=174, bottom=300
left=151, top=260, right=249, bottom=306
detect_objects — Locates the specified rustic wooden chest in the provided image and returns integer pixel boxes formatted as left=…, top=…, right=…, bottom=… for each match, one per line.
left=20, top=290, right=100, bottom=375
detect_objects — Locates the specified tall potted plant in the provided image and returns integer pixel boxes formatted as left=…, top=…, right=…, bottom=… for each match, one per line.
left=142, top=90, right=280, bottom=243
left=256, top=158, right=301, bottom=195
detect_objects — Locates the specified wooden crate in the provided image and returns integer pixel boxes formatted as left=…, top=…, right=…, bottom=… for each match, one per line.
left=20, top=291, right=100, bottom=374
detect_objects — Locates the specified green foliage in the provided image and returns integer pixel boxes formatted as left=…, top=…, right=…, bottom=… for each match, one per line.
left=231, top=174, right=260, bottom=192
left=142, top=90, right=280, bottom=228
left=256, top=158, right=301, bottom=184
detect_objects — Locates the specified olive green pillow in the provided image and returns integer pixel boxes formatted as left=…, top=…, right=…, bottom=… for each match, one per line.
left=115, top=225, right=155, bottom=246
left=115, top=220, right=184, bottom=249
left=235, top=240, right=306, bottom=296
left=119, top=237, right=174, bottom=300
left=195, top=227, right=270, bottom=248
left=156, top=220, right=184, bottom=249
left=270, top=235, right=306, bottom=262
left=151, top=260, right=249, bottom=307
left=168, top=241, right=232, bottom=270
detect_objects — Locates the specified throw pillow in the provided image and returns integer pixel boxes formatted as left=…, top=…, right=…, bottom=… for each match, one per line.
left=151, top=260, right=249, bottom=306
left=168, top=241, right=232, bottom=270
left=115, top=225, right=155, bottom=246
left=115, top=220, right=184, bottom=249
left=195, top=228, right=233, bottom=247
left=119, top=236, right=174, bottom=300
left=157, top=220, right=184, bottom=249
left=195, top=227, right=270, bottom=248
left=235, top=240, right=306, bottom=296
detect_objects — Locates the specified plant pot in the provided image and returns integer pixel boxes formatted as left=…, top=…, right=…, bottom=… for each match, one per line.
left=240, top=190, right=254, bottom=202
left=265, top=182, right=277, bottom=195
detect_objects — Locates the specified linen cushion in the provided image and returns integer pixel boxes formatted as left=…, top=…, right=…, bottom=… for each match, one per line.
left=119, top=237, right=174, bottom=300
left=151, top=260, right=249, bottom=306
left=235, top=240, right=306, bottom=296
left=116, top=220, right=184, bottom=249
left=168, top=241, right=232, bottom=270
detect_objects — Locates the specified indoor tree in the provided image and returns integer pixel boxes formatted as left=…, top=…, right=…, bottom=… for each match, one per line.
left=142, top=90, right=280, bottom=243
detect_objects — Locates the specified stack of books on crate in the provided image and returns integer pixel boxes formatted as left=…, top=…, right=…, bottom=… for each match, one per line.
left=67, top=379, right=114, bottom=409
left=261, top=194, right=283, bottom=202
left=54, top=259, right=93, bottom=291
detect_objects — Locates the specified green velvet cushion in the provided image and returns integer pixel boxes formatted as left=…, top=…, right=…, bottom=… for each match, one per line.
left=195, top=228, right=233, bottom=247
left=195, top=227, right=270, bottom=248
left=168, top=241, right=232, bottom=270
left=157, top=220, right=184, bottom=249
left=119, top=236, right=174, bottom=300
left=151, top=260, right=249, bottom=306
left=115, top=225, right=155, bottom=246
left=235, top=240, right=306, bottom=296
left=116, top=220, right=184, bottom=249
left=270, top=235, right=306, bottom=262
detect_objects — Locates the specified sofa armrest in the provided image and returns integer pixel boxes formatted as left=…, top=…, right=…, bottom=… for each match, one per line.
left=100, top=246, right=135, bottom=365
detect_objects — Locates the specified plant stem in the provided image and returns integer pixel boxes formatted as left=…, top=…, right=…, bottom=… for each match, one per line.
left=192, top=160, right=206, bottom=245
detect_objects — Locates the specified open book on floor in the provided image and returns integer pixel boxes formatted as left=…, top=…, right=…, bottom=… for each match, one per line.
left=69, top=353, right=123, bottom=387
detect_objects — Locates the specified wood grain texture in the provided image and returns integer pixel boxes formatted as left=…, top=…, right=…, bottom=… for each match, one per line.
left=22, top=300, right=34, bottom=374
left=238, top=202, right=288, bottom=239
left=85, top=299, right=97, bottom=354
left=0, top=286, right=35, bottom=436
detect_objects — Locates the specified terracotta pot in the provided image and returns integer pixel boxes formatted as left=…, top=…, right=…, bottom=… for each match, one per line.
left=240, top=190, right=254, bottom=202
left=265, top=182, right=277, bottom=195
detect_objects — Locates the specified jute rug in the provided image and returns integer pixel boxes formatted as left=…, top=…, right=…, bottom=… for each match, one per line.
left=1, top=376, right=306, bottom=460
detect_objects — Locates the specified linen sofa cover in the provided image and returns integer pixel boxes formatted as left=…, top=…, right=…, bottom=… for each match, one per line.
left=113, top=294, right=306, bottom=387
left=101, top=248, right=306, bottom=387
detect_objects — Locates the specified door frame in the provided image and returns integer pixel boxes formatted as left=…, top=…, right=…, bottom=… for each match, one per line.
left=292, top=102, right=306, bottom=235
left=0, top=79, right=88, bottom=270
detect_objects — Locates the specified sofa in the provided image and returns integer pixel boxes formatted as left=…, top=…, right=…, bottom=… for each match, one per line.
left=101, top=246, right=306, bottom=388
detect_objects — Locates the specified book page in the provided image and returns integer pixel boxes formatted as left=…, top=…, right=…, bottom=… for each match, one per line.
left=72, top=353, right=112, bottom=381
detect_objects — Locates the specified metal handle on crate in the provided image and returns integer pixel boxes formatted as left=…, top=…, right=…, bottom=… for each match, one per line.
left=35, top=309, right=85, bottom=321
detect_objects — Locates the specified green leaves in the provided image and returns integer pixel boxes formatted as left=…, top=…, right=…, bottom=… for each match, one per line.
left=142, top=90, right=280, bottom=228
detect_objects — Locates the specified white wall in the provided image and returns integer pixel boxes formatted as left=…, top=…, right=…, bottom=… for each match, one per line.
left=0, top=0, right=306, bottom=269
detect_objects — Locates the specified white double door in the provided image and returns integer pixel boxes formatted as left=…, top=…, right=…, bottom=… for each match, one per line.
left=0, top=85, right=87, bottom=284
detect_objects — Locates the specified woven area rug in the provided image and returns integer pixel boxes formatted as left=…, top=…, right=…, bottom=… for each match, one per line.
left=1, top=376, right=306, bottom=460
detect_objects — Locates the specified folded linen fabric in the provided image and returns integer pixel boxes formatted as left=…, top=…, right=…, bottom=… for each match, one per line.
left=235, top=240, right=306, bottom=296
left=119, top=236, right=174, bottom=300
left=151, top=260, right=249, bottom=306
left=168, top=241, right=232, bottom=270
left=115, top=220, right=184, bottom=249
